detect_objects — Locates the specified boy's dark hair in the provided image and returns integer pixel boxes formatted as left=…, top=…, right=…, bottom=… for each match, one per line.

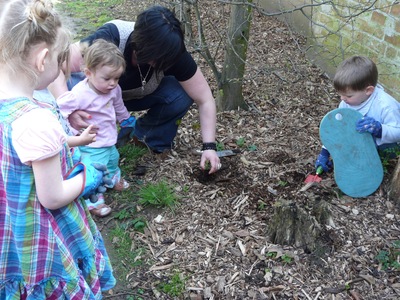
left=333, top=56, right=378, bottom=92
left=130, top=5, right=185, bottom=72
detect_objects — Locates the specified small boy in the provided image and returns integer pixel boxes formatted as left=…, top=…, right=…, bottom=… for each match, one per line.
left=315, top=56, right=400, bottom=172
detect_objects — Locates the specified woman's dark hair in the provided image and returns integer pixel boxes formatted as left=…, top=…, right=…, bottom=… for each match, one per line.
left=131, top=6, right=185, bottom=71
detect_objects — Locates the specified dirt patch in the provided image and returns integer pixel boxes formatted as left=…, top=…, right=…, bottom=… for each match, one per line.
left=59, top=1, right=400, bottom=299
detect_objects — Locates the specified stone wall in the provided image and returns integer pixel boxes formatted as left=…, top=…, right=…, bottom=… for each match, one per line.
left=261, top=0, right=400, bottom=99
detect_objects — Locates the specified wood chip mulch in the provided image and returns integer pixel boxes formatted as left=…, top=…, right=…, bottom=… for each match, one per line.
left=70, top=1, right=400, bottom=299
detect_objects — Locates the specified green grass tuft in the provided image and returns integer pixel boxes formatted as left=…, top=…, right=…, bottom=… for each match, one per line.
left=158, top=271, right=186, bottom=297
left=118, top=144, right=148, bottom=174
left=137, top=180, right=179, bottom=212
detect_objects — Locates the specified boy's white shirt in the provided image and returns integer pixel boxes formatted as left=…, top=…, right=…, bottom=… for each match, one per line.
left=339, top=85, right=400, bottom=146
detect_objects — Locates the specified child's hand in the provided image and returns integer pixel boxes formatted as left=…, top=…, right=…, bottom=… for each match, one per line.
left=79, top=124, right=96, bottom=145
left=356, top=117, right=382, bottom=138
left=66, top=160, right=112, bottom=200
left=117, top=116, right=136, bottom=146
left=120, top=116, right=136, bottom=128
left=315, top=148, right=332, bottom=172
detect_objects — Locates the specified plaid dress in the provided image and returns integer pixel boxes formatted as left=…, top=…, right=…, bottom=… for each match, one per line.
left=0, top=97, right=116, bottom=299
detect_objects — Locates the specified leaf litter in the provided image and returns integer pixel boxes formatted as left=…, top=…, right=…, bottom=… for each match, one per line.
left=61, top=1, right=400, bottom=299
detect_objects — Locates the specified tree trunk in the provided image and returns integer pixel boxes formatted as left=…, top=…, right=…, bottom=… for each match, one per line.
left=216, top=0, right=252, bottom=111
left=389, top=158, right=400, bottom=205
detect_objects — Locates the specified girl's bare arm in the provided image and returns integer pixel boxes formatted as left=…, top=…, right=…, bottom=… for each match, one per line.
left=33, top=155, right=83, bottom=210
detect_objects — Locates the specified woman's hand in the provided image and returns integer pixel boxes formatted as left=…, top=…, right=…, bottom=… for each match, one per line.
left=200, top=150, right=221, bottom=174
left=69, top=110, right=99, bottom=134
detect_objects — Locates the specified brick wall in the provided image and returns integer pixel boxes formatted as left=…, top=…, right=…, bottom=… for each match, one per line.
left=262, top=1, right=400, bottom=100
left=311, top=1, right=400, bottom=99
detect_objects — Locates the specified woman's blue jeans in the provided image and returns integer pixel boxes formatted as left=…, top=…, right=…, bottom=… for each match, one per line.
left=68, top=73, right=194, bottom=152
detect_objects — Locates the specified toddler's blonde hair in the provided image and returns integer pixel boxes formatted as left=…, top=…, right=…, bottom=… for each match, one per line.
left=82, top=39, right=126, bottom=73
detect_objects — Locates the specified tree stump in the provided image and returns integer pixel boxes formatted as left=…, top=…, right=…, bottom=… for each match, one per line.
left=313, top=198, right=335, bottom=228
left=389, top=158, right=400, bottom=205
left=267, top=199, right=333, bottom=253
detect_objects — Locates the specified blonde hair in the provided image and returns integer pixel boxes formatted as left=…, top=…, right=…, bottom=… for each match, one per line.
left=0, top=0, right=70, bottom=85
left=83, top=39, right=126, bottom=73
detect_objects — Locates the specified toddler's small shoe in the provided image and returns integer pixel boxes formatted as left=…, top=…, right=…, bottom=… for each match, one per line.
left=90, top=204, right=112, bottom=217
left=88, top=194, right=112, bottom=217
left=113, top=178, right=130, bottom=191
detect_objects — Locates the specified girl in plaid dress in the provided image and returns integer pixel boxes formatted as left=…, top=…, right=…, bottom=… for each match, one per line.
left=0, top=0, right=116, bottom=298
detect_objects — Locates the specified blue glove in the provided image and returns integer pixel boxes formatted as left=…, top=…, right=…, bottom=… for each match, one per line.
left=66, top=160, right=112, bottom=201
left=315, top=148, right=333, bottom=172
left=117, top=116, right=137, bottom=147
left=70, top=147, right=82, bottom=165
left=120, top=116, right=136, bottom=128
left=356, top=117, right=382, bottom=138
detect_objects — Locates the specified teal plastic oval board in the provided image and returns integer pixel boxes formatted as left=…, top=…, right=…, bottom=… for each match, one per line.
left=319, top=108, right=383, bottom=198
